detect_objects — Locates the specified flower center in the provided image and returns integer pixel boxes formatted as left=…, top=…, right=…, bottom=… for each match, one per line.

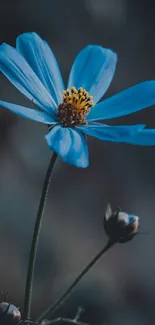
left=57, top=87, right=94, bottom=127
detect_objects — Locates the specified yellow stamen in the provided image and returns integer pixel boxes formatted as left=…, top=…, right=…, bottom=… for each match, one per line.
left=58, top=86, right=94, bottom=127
left=62, top=87, right=94, bottom=112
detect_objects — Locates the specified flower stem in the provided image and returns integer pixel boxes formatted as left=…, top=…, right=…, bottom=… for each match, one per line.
left=37, top=239, right=115, bottom=323
left=23, top=152, right=58, bottom=321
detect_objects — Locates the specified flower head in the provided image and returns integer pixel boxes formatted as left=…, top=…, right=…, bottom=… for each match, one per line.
left=1, top=32, right=155, bottom=167
left=104, top=203, right=139, bottom=243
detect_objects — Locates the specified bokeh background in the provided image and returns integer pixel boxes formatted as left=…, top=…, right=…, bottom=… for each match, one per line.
left=0, top=1, right=155, bottom=324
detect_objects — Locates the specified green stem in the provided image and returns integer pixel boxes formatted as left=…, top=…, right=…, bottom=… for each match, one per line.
left=37, top=239, right=115, bottom=323
left=24, top=152, right=58, bottom=321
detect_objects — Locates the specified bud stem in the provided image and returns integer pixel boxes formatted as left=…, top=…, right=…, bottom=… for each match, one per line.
left=36, top=239, right=115, bottom=323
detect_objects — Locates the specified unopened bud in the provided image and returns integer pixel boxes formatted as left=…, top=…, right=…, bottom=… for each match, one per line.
left=0, top=302, right=21, bottom=325
left=104, top=204, right=139, bottom=243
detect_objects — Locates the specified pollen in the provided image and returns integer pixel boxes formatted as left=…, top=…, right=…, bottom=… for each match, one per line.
left=58, top=87, right=94, bottom=127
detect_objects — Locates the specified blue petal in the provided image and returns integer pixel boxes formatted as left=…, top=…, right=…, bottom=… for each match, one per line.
left=0, top=43, right=57, bottom=115
left=86, top=81, right=155, bottom=121
left=45, top=125, right=89, bottom=168
left=77, top=122, right=145, bottom=141
left=16, top=32, right=64, bottom=105
left=128, top=215, right=137, bottom=223
left=68, top=45, right=117, bottom=104
left=0, top=100, right=57, bottom=124
left=118, top=128, right=155, bottom=145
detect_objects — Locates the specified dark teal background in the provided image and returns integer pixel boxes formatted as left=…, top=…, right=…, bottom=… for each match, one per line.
left=0, top=1, right=155, bottom=324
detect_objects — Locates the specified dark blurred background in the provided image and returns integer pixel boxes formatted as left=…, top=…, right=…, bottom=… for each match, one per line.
left=0, top=1, right=155, bottom=324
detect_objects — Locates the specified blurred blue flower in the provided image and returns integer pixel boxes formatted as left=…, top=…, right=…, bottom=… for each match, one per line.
left=0, top=32, right=155, bottom=167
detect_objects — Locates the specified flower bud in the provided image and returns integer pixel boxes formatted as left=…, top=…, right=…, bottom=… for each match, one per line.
left=103, top=203, right=139, bottom=243
left=0, top=302, right=21, bottom=325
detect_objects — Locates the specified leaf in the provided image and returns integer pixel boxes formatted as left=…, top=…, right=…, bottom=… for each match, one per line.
left=104, top=203, right=112, bottom=221
left=41, top=320, right=52, bottom=325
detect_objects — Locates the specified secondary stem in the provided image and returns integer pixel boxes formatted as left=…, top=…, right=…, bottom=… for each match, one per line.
left=37, top=239, right=115, bottom=323
left=23, top=152, right=57, bottom=321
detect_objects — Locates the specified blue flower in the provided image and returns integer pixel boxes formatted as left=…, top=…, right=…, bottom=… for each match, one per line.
left=0, top=32, right=155, bottom=168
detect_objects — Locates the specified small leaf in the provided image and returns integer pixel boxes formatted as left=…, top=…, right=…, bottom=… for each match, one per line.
left=104, top=203, right=112, bottom=220
left=41, top=320, right=52, bottom=325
